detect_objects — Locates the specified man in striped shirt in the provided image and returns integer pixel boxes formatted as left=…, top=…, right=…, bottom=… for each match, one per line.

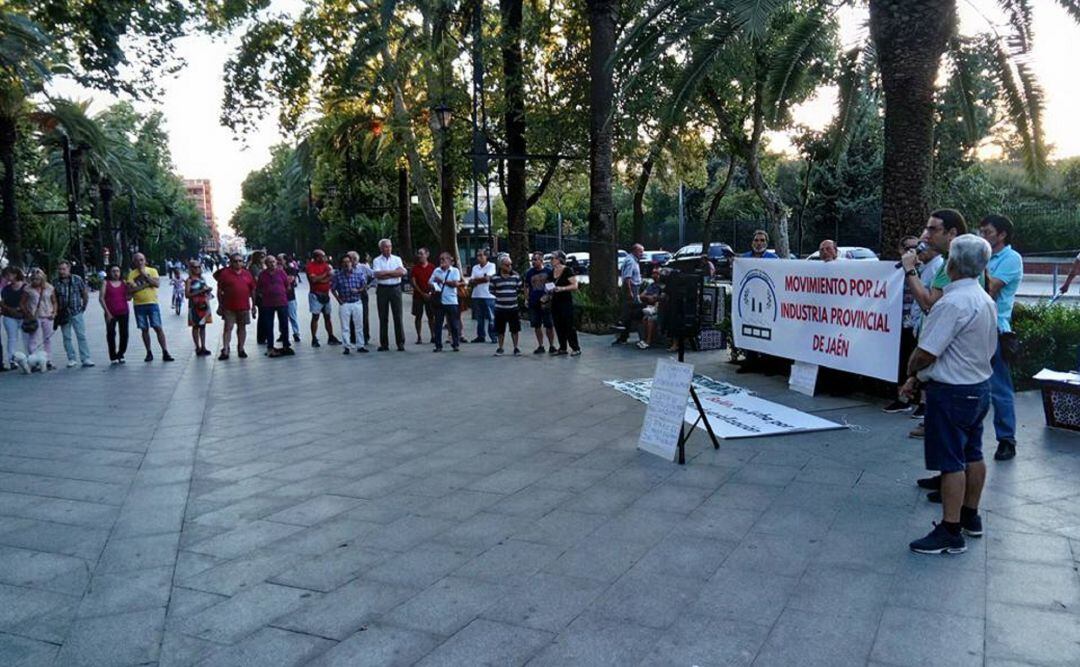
left=490, top=254, right=523, bottom=356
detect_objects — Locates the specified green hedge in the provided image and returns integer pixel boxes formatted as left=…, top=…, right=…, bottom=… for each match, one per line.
left=1011, top=302, right=1080, bottom=390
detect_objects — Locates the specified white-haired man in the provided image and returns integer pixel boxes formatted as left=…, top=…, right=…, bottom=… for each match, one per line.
left=372, top=238, right=407, bottom=351
left=901, top=234, right=997, bottom=555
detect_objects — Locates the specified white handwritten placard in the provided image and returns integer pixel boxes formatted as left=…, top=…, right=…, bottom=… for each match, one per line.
left=788, top=361, right=819, bottom=396
left=638, top=359, right=694, bottom=460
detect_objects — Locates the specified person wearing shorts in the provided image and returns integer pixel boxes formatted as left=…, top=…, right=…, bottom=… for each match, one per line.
left=523, top=252, right=555, bottom=354
left=126, top=253, right=174, bottom=362
left=490, top=254, right=523, bottom=356
left=305, top=249, right=341, bottom=347
left=901, top=234, right=997, bottom=556
left=214, top=253, right=257, bottom=360
left=410, top=248, right=437, bottom=344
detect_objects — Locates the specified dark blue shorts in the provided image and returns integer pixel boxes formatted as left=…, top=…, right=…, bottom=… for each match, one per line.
left=528, top=303, right=553, bottom=329
left=133, top=304, right=162, bottom=330
left=924, top=380, right=990, bottom=473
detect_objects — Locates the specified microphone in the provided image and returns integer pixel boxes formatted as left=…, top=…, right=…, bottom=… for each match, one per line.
left=896, top=241, right=929, bottom=269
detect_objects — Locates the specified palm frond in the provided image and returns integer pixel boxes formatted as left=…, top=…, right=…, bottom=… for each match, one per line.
left=729, top=0, right=784, bottom=39
left=988, top=40, right=1047, bottom=182
left=1055, top=0, right=1080, bottom=23
left=947, top=39, right=980, bottom=146
left=997, top=0, right=1033, bottom=52
left=764, top=9, right=829, bottom=123
left=826, top=47, right=866, bottom=162
left=662, top=23, right=739, bottom=125
left=0, top=11, right=53, bottom=93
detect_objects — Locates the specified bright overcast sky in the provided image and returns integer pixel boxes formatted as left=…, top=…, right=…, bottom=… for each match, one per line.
left=47, top=0, right=1080, bottom=235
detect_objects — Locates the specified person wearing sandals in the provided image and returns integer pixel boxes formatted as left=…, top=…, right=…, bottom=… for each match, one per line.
left=257, top=254, right=294, bottom=358
left=21, top=268, right=58, bottom=370
left=549, top=251, right=581, bottom=356
left=185, top=260, right=213, bottom=357
left=1, top=267, right=26, bottom=368
left=100, top=266, right=131, bottom=363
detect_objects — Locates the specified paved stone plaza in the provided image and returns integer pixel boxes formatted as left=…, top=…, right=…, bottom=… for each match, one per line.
left=0, top=288, right=1078, bottom=666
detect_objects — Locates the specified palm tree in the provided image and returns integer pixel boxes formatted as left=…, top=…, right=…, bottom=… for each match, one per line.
left=587, top=0, right=619, bottom=303
left=0, top=11, right=52, bottom=264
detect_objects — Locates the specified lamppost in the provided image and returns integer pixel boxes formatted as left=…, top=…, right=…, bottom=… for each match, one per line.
left=432, top=103, right=455, bottom=257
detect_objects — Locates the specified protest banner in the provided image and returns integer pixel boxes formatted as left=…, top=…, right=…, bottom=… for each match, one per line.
left=606, top=375, right=843, bottom=440
left=732, top=258, right=905, bottom=382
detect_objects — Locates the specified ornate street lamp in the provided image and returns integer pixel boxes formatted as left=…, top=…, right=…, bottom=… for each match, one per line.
left=432, top=104, right=453, bottom=132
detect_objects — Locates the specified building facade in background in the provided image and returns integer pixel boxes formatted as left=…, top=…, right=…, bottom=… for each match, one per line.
left=183, top=178, right=221, bottom=253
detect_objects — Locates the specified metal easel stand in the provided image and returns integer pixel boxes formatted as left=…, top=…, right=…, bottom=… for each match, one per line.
left=675, top=336, right=721, bottom=465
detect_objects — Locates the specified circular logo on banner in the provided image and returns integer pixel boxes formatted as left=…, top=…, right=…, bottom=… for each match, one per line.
left=737, top=269, right=777, bottom=341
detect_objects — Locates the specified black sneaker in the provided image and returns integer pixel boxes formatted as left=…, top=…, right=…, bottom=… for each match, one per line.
left=144, top=353, right=153, bottom=362
left=162, top=354, right=175, bottom=362
left=994, top=441, right=1016, bottom=461
left=237, top=349, right=248, bottom=359
left=911, top=403, right=926, bottom=419
left=548, top=346, right=557, bottom=354
left=343, top=348, right=350, bottom=355
left=882, top=400, right=911, bottom=414
left=533, top=346, right=545, bottom=355
left=293, top=333, right=301, bottom=342
left=312, top=339, right=321, bottom=348
left=471, top=336, right=485, bottom=343
left=916, top=475, right=941, bottom=490
left=397, top=345, right=405, bottom=351
left=377, top=346, right=389, bottom=352
left=356, top=347, right=368, bottom=353
left=961, top=512, right=983, bottom=538
left=495, top=348, right=504, bottom=356
left=282, top=347, right=295, bottom=356
left=513, top=348, right=521, bottom=356
left=327, top=337, right=342, bottom=346
left=910, top=523, right=966, bottom=555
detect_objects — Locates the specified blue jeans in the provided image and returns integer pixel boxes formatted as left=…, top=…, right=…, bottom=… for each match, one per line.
left=473, top=297, right=495, bottom=340
left=989, top=340, right=1016, bottom=444
left=287, top=299, right=299, bottom=334
left=61, top=311, right=93, bottom=363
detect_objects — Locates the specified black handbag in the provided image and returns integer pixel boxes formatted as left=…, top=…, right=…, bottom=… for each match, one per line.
left=999, top=331, right=1020, bottom=364
left=21, top=318, right=38, bottom=334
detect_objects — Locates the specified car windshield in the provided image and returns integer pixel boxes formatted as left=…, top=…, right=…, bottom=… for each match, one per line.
left=847, top=248, right=877, bottom=259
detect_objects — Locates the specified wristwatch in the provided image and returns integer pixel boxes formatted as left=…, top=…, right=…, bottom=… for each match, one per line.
left=905, top=269, right=918, bottom=277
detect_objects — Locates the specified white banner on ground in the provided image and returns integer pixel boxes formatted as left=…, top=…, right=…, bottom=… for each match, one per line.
left=732, top=258, right=905, bottom=382
left=606, top=375, right=843, bottom=439
left=637, top=359, right=694, bottom=460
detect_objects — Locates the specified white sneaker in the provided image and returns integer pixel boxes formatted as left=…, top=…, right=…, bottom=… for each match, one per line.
left=66, top=360, right=78, bottom=368
left=82, top=361, right=95, bottom=368
left=636, top=340, right=649, bottom=350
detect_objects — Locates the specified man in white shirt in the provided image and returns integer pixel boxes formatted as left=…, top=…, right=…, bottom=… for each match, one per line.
left=901, top=234, right=997, bottom=556
left=429, top=252, right=462, bottom=351
left=469, top=249, right=497, bottom=343
left=372, top=238, right=407, bottom=351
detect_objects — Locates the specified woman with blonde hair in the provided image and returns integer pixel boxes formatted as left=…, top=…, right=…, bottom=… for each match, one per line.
left=20, top=268, right=58, bottom=370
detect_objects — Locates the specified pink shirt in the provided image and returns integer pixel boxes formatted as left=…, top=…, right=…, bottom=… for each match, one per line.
left=257, top=268, right=290, bottom=308
left=104, top=281, right=129, bottom=316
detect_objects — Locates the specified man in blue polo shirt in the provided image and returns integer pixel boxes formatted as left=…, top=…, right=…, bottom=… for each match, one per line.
left=980, top=215, right=1023, bottom=461
left=741, top=230, right=779, bottom=259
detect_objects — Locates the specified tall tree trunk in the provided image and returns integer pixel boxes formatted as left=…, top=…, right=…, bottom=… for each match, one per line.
left=631, top=120, right=675, bottom=245
left=587, top=0, right=618, bottom=304
left=397, top=166, right=413, bottom=260
left=501, top=0, right=529, bottom=267
left=702, top=156, right=737, bottom=251
left=870, top=0, right=956, bottom=259
left=745, top=155, right=790, bottom=258
left=439, top=130, right=459, bottom=262
left=0, top=115, right=21, bottom=265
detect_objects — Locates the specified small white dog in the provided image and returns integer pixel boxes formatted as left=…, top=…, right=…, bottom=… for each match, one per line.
left=13, top=350, right=48, bottom=374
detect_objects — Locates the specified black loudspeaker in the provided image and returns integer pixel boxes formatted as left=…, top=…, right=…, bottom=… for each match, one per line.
left=662, top=271, right=702, bottom=339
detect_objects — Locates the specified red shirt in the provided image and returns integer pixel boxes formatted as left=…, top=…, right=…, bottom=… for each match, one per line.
left=411, top=263, right=436, bottom=296
left=306, top=260, right=332, bottom=294
left=216, top=268, right=256, bottom=311
left=257, top=268, right=290, bottom=308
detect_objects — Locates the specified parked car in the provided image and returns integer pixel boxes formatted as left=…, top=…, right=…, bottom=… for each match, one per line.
left=805, top=246, right=879, bottom=261
left=665, top=242, right=737, bottom=279
left=639, top=250, right=671, bottom=268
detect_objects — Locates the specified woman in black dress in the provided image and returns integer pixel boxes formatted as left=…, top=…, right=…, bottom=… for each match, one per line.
left=549, top=250, right=581, bottom=356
